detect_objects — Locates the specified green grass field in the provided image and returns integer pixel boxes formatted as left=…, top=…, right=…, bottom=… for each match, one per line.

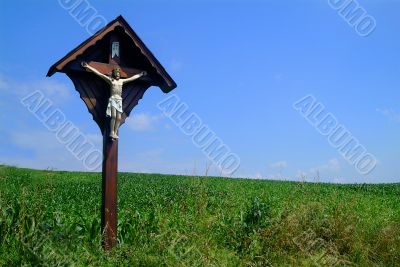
left=0, top=165, right=399, bottom=266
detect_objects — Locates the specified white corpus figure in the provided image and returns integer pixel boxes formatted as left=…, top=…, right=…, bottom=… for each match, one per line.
left=82, top=61, right=146, bottom=139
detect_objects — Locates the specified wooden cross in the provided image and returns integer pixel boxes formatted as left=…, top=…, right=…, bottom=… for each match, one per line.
left=47, top=15, right=177, bottom=251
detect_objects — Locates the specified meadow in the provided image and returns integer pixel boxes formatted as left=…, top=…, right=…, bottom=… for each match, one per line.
left=0, top=165, right=399, bottom=266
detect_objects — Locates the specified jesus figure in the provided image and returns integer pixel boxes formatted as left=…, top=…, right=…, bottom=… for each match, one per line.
left=81, top=61, right=147, bottom=139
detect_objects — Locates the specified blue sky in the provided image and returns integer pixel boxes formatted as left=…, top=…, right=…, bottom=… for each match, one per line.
left=0, top=0, right=399, bottom=183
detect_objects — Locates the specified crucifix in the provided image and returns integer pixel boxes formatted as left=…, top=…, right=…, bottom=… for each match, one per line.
left=47, top=15, right=177, bottom=250
left=81, top=40, right=147, bottom=140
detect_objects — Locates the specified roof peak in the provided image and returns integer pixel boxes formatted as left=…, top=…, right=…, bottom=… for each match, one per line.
left=47, top=15, right=176, bottom=93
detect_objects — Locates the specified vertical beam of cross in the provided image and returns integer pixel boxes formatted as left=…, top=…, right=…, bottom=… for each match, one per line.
left=101, top=130, right=118, bottom=249
left=101, top=33, right=120, bottom=250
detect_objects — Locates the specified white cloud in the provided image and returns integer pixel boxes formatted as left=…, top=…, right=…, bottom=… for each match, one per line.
left=35, top=80, right=71, bottom=100
left=310, top=158, right=340, bottom=173
left=126, top=113, right=162, bottom=132
left=11, top=131, right=64, bottom=151
left=0, top=72, right=71, bottom=104
left=267, top=161, right=288, bottom=180
left=295, top=158, right=341, bottom=182
left=376, top=108, right=400, bottom=124
left=0, top=128, right=103, bottom=172
left=2, top=130, right=86, bottom=171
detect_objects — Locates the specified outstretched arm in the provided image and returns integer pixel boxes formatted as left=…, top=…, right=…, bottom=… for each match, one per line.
left=81, top=62, right=111, bottom=84
left=121, top=71, right=147, bottom=84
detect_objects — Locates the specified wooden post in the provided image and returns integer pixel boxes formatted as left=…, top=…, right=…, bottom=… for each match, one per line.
left=102, top=33, right=120, bottom=250
left=101, top=122, right=118, bottom=250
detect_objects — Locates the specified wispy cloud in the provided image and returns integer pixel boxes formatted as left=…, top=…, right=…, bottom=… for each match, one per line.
left=1, top=130, right=97, bottom=171
left=0, top=73, right=71, bottom=104
left=376, top=108, right=400, bottom=124
left=266, top=160, right=288, bottom=180
left=126, top=113, right=163, bottom=132
left=11, top=131, right=64, bottom=151
left=296, top=158, right=341, bottom=182
left=310, top=158, right=340, bottom=173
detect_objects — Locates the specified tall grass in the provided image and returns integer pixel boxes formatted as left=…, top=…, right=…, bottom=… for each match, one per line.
left=0, top=165, right=399, bottom=266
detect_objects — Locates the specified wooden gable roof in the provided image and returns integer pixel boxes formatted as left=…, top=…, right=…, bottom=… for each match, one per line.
left=47, top=15, right=176, bottom=93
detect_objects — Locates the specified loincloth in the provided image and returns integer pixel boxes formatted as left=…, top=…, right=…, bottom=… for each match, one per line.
left=106, top=96, right=123, bottom=117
